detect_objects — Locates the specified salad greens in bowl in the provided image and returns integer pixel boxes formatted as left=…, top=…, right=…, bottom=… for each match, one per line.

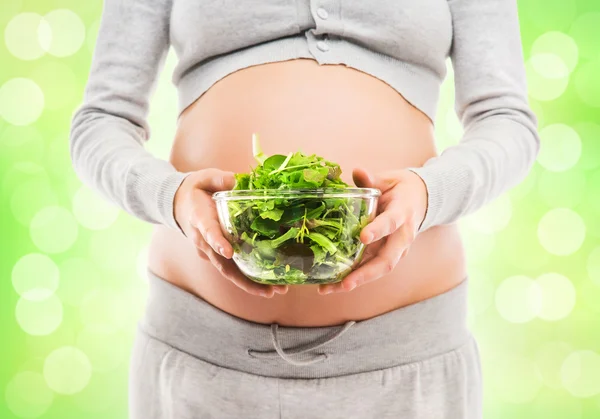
left=212, top=134, right=381, bottom=285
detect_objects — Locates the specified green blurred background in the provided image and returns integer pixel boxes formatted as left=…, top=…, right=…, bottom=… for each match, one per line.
left=1, top=0, right=599, bottom=417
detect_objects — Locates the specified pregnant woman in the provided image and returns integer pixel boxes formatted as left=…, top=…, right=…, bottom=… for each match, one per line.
left=70, top=0, right=540, bottom=418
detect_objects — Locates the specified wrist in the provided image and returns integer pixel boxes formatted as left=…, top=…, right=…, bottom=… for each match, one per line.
left=404, top=169, right=428, bottom=232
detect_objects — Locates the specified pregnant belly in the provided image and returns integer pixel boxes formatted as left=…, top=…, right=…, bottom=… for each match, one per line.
left=147, top=58, right=467, bottom=327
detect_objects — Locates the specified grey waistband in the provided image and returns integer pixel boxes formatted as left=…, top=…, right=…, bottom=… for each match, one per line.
left=140, top=268, right=471, bottom=379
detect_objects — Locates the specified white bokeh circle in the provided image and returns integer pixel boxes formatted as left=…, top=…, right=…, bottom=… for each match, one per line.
left=5, top=371, right=54, bottom=418
left=526, top=54, right=569, bottom=102
left=537, top=124, right=582, bottom=172
left=11, top=253, right=59, bottom=301
left=39, top=9, right=86, bottom=57
left=561, top=350, right=600, bottom=398
left=495, top=275, right=542, bottom=323
left=43, top=346, right=92, bottom=395
left=30, top=206, right=79, bottom=253
left=535, top=273, right=576, bottom=321
left=537, top=208, right=586, bottom=256
left=15, top=294, right=63, bottom=336
left=0, top=78, right=45, bottom=126
left=72, top=185, right=120, bottom=230
left=531, top=31, right=579, bottom=72
left=4, top=13, right=50, bottom=60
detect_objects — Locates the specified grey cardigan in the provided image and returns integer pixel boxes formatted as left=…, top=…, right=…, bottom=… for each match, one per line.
left=69, top=0, right=540, bottom=235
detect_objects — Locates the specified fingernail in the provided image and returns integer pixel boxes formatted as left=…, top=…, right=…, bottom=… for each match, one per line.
left=365, top=233, right=373, bottom=243
left=217, top=246, right=225, bottom=257
left=348, top=283, right=357, bottom=291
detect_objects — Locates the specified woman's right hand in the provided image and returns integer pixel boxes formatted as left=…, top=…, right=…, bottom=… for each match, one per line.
left=173, top=168, right=289, bottom=298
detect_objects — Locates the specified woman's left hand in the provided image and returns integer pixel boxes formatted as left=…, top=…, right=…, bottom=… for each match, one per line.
left=318, top=167, right=428, bottom=295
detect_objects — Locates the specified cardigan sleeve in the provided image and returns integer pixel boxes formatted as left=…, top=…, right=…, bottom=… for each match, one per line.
left=406, top=0, right=540, bottom=233
left=69, top=0, right=191, bottom=234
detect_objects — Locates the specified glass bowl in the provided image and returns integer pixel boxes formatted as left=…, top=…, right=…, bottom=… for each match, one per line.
left=212, top=187, right=381, bottom=285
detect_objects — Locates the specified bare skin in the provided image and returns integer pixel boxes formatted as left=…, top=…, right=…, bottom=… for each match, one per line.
left=148, top=58, right=467, bottom=327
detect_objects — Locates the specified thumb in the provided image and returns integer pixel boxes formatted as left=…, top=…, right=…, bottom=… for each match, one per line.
left=352, top=167, right=376, bottom=188
left=197, top=168, right=237, bottom=192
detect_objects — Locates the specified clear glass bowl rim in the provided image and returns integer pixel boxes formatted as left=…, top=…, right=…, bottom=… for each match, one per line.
left=212, top=187, right=381, bottom=201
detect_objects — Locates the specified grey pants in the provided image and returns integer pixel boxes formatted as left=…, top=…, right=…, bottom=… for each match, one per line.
left=129, top=269, right=482, bottom=419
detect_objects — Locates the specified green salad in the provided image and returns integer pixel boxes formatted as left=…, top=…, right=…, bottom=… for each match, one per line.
left=226, top=134, right=372, bottom=285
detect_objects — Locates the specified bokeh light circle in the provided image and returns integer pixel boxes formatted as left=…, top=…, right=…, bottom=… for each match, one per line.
left=574, top=59, right=600, bottom=108
left=43, top=346, right=92, bottom=395
left=588, top=247, right=600, bottom=287
left=561, top=350, right=600, bottom=398
left=57, top=258, right=102, bottom=306
left=76, top=323, right=127, bottom=372
left=537, top=124, right=581, bottom=172
left=15, top=294, right=63, bottom=336
left=0, top=78, right=45, bottom=126
left=535, top=341, right=574, bottom=389
left=11, top=253, right=59, bottom=301
left=30, top=206, right=78, bottom=253
left=462, top=193, right=512, bottom=234
left=72, top=185, right=120, bottom=230
left=569, top=12, right=600, bottom=60
left=531, top=31, right=578, bottom=72
left=4, top=13, right=50, bottom=60
left=537, top=167, right=585, bottom=208
left=5, top=371, right=54, bottom=418
left=526, top=54, right=569, bottom=102
left=488, top=354, right=543, bottom=404
left=537, top=208, right=586, bottom=256
left=39, top=9, right=86, bottom=57
left=495, top=275, right=542, bottom=323
left=535, top=273, right=576, bottom=321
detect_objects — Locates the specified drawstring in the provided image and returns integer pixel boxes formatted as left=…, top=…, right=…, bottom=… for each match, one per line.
left=247, top=320, right=357, bottom=366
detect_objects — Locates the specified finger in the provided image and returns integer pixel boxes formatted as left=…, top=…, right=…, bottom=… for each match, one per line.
left=317, top=238, right=387, bottom=295
left=189, top=191, right=233, bottom=257
left=352, top=167, right=376, bottom=188
left=196, top=168, right=236, bottom=192
left=345, top=224, right=414, bottom=288
left=360, top=199, right=406, bottom=244
left=205, top=249, right=288, bottom=297
left=187, top=227, right=210, bottom=260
